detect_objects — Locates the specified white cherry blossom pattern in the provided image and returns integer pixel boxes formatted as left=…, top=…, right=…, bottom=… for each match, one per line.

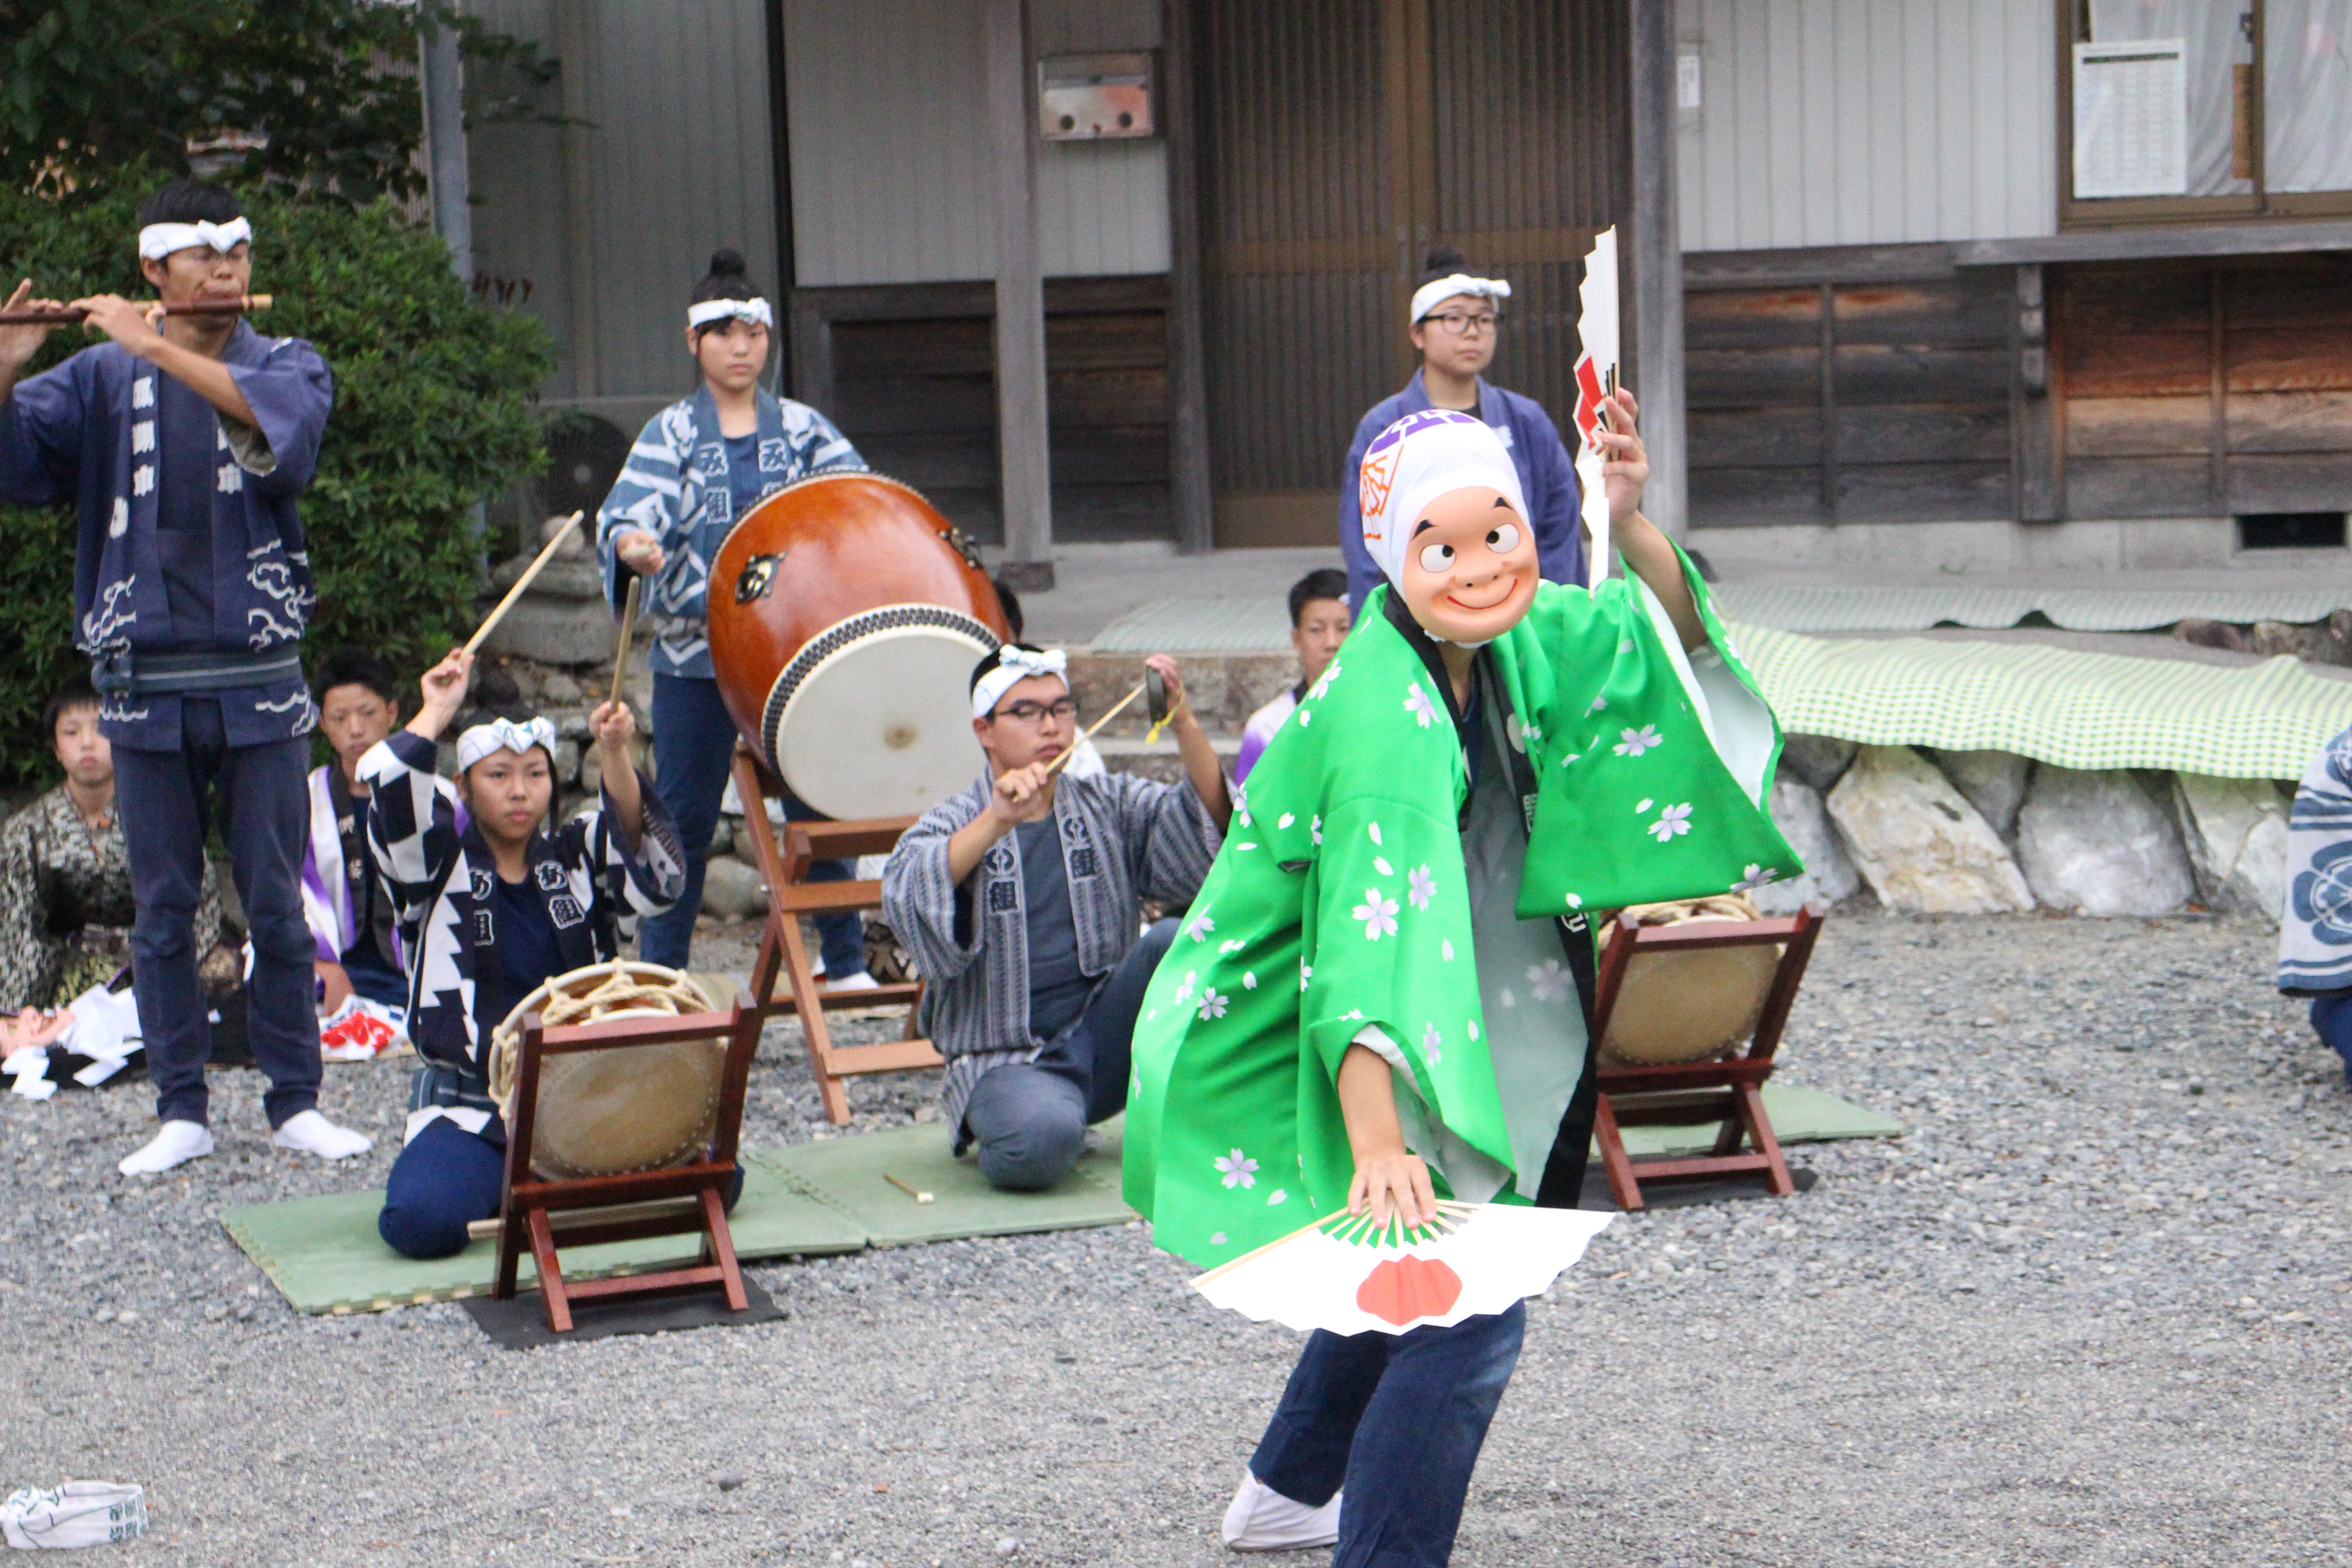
left=1219, top=938, right=1247, bottom=953
left=1215, top=1149, right=1259, bottom=1189
left=1299, top=710, right=1313, bottom=726
left=1649, top=802, right=1694, bottom=843
left=1467, top=1019, right=1480, bottom=1043
left=1441, top=937, right=1455, bottom=961
left=1298, top=961, right=1313, bottom=991
left=1735, top=863, right=1780, bottom=891
left=1372, top=856, right=1394, bottom=877
left=1311, top=815, right=1323, bottom=846
left=1210, top=1231, right=1228, bottom=1245
left=1306, top=661, right=1341, bottom=701
left=1235, top=842, right=1258, bottom=852
left=1528, top=960, right=1570, bottom=1003
left=1586, top=693, right=1607, bottom=715
left=1353, top=888, right=1400, bottom=941
left=1564, top=892, right=1584, bottom=909
left=1172, top=969, right=1199, bottom=1008
left=1636, top=797, right=1654, bottom=814
left=1420, top=1022, right=1444, bottom=1066
left=1340, top=1008, right=1364, bottom=1021
left=1367, top=821, right=1383, bottom=846
left=1243, top=971, right=1258, bottom=990
left=1277, top=812, right=1296, bottom=829
left=1406, top=864, right=1437, bottom=910
left=1613, top=724, right=1661, bottom=758
left=1197, top=988, right=1229, bottom=1021
left=1266, top=1188, right=1289, bottom=1206
left=1403, top=683, right=1438, bottom=728
left=1185, top=909, right=1216, bottom=942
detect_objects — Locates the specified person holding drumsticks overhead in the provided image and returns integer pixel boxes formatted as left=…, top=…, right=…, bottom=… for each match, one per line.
left=597, top=249, right=876, bottom=984
left=362, top=647, right=688, bottom=1259
left=0, top=177, right=364, bottom=1176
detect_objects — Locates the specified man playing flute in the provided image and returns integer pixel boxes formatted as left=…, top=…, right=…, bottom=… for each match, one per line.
left=0, top=178, right=366, bottom=1174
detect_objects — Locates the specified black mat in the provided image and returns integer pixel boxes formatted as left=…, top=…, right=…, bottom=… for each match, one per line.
left=1578, top=1165, right=1818, bottom=1212
left=460, top=1278, right=786, bottom=1350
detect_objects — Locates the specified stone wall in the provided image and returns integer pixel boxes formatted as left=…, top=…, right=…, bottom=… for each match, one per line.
left=1770, top=737, right=2292, bottom=922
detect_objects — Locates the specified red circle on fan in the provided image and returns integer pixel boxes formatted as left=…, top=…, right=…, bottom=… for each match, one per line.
left=1354, top=1255, right=1465, bottom=1326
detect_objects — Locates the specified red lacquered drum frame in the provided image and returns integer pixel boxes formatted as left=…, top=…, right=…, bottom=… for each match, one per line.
left=707, top=473, right=1010, bottom=822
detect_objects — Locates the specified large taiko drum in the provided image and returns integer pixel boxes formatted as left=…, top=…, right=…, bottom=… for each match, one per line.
left=707, top=473, right=1011, bottom=821
left=1597, top=895, right=1782, bottom=1066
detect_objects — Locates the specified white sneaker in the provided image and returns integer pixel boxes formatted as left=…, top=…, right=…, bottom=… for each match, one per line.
left=118, top=1120, right=214, bottom=1176
left=827, top=971, right=881, bottom=992
left=270, top=1109, right=372, bottom=1160
left=1222, top=1470, right=1341, bottom=1552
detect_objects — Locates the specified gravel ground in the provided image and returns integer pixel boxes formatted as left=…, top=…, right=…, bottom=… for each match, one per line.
left=3, top=908, right=2348, bottom=1567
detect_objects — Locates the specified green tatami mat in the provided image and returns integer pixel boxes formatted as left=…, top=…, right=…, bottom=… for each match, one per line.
left=1604, top=1083, right=1901, bottom=1159
left=755, top=1119, right=1137, bottom=1247
left=220, top=1164, right=866, bottom=1316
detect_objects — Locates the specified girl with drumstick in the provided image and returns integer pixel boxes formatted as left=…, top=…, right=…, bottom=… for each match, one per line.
left=596, top=250, right=875, bottom=984
left=361, top=648, right=690, bottom=1259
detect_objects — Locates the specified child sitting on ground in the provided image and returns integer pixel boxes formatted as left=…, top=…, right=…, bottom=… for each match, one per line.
left=363, top=648, right=686, bottom=1259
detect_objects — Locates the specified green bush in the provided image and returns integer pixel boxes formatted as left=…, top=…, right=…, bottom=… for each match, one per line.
left=0, top=181, right=554, bottom=788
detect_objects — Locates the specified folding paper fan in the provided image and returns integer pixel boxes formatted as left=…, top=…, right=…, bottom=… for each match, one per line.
left=1191, top=1201, right=1615, bottom=1336
left=1570, top=225, right=1619, bottom=589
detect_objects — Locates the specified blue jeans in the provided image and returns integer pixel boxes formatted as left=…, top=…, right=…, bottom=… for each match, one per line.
left=115, top=697, right=320, bottom=1129
left=639, top=673, right=865, bottom=978
left=2310, top=991, right=2352, bottom=1088
left=1251, top=1302, right=1527, bottom=1568
left=963, top=917, right=1177, bottom=1190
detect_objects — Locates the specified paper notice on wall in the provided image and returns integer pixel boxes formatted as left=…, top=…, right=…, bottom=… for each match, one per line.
left=2074, top=39, right=2189, bottom=197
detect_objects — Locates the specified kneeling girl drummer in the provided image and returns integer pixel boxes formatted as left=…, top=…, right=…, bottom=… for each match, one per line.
left=595, top=250, right=875, bottom=984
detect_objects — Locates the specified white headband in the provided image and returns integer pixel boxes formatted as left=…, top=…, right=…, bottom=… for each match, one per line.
left=688, top=297, right=774, bottom=330
left=456, top=716, right=558, bottom=773
left=1357, top=410, right=1529, bottom=593
left=972, top=646, right=1068, bottom=718
left=1410, top=273, right=1510, bottom=326
left=137, top=218, right=253, bottom=261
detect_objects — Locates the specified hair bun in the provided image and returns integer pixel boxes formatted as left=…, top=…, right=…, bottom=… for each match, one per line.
left=1423, top=243, right=1467, bottom=274
left=707, top=247, right=749, bottom=278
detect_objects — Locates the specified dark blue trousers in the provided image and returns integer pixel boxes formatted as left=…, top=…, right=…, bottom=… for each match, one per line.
left=2309, top=991, right=2352, bottom=1088
left=963, top=917, right=1177, bottom=1190
left=640, top=672, right=864, bottom=977
left=377, top=1115, right=753, bottom=1261
left=341, top=947, right=410, bottom=1010
left=114, top=697, right=319, bottom=1128
left=1251, top=1302, right=1527, bottom=1568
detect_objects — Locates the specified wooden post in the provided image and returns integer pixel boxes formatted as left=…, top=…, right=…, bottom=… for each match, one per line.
left=985, top=0, right=1055, bottom=591
left=1627, top=0, right=1688, bottom=539
left=1163, top=0, right=1215, bottom=557
left=555, top=0, right=600, bottom=399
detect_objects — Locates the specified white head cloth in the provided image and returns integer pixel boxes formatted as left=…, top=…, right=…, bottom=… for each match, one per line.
left=972, top=645, right=1069, bottom=718
left=1409, top=272, right=1510, bottom=326
left=137, top=217, right=252, bottom=261
left=688, top=297, right=775, bottom=330
left=456, top=716, right=559, bottom=772
left=1356, top=409, right=1529, bottom=592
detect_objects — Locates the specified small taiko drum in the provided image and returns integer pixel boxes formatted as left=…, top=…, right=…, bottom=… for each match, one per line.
left=1597, top=895, right=1781, bottom=1066
left=489, top=961, right=735, bottom=1181
left=707, top=473, right=1011, bottom=821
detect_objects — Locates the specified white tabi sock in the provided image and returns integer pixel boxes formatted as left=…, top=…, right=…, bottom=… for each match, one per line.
left=827, top=971, right=880, bottom=992
left=1221, top=1470, right=1342, bottom=1552
left=118, top=1120, right=214, bottom=1176
left=270, top=1109, right=372, bottom=1160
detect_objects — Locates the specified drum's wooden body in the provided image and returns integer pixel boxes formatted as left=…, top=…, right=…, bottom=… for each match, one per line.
left=707, top=474, right=1010, bottom=820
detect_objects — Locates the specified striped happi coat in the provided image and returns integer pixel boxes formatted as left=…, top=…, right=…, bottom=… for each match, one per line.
left=882, top=769, right=1222, bottom=1138
left=360, top=730, right=686, bottom=1140
left=593, top=385, right=862, bottom=679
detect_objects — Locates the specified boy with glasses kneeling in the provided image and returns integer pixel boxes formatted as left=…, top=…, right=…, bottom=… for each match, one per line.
left=882, top=644, right=1231, bottom=1191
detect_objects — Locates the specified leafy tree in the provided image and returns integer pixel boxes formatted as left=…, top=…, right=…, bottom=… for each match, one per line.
left=0, top=0, right=552, bottom=204
left=0, top=180, right=555, bottom=789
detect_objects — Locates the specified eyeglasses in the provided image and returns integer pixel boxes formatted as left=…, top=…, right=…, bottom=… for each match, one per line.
left=1425, top=311, right=1501, bottom=336
left=991, top=699, right=1078, bottom=725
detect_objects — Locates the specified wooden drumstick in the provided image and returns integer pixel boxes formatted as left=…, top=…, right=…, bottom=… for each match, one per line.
left=1040, top=679, right=1147, bottom=778
left=606, top=575, right=642, bottom=710
left=465, top=510, right=584, bottom=657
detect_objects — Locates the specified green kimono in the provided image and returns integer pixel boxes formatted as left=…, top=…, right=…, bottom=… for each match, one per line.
left=1123, top=551, right=1801, bottom=1267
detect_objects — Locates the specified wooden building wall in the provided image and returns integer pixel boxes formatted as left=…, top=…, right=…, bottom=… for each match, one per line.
left=1676, top=0, right=2057, bottom=253
left=2057, top=257, right=2352, bottom=522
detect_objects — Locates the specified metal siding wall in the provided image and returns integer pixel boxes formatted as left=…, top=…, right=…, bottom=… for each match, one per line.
left=784, top=0, right=1169, bottom=286
left=1678, top=0, right=2057, bottom=252
left=461, top=0, right=577, bottom=393
left=586, top=0, right=781, bottom=396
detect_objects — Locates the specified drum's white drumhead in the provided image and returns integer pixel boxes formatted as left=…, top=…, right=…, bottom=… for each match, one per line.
left=771, top=619, right=993, bottom=820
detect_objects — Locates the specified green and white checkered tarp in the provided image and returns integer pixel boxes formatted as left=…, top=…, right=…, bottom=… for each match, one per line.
left=1728, top=622, right=2352, bottom=780
left=1711, top=584, right=2352, bottom=634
